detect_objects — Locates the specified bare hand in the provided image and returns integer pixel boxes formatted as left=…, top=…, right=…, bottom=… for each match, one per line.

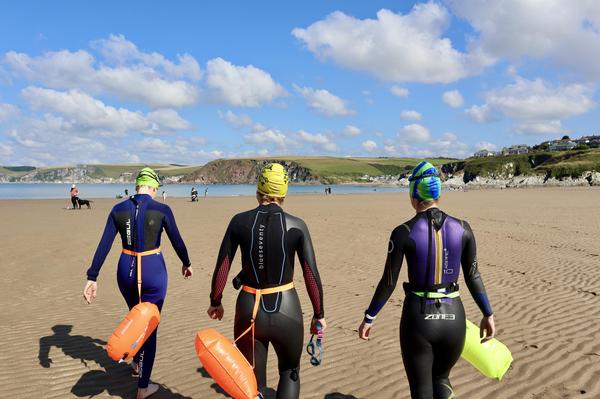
left=182, top=266, right=193, bottom=279
left=480, top=314, right=496, bottom=343
left=311, top=317, right=327, bottom=335
left=207, top=305, right=224, bottom=320
left=83, top=280, right=97, bottom=304
left=358, top=320, right=372, bottom=340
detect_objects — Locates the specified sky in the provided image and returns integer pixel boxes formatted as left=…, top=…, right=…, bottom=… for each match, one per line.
left=0, top=0, right=599, bottom=166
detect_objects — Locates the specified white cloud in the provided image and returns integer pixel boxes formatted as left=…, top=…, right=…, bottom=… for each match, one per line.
left=468, top=77, right=595, bottom=134
left=343, top=125, right=361, bottom=136
left=244, top=128, right=289, bottom=149
left=465, top=104, right=493, bottom=123
left=448, top=0, right=600, bottom=79
left=0, top=103, right=18, bottom=122
left=515, top=120, right=565, bottom=135
left=390, top=85, right=409, bottom=97
left=362, top=140, right=377, bottom=152
left=398, top=123, right=431, bottom=142
left=0, top=142, right=14, bottom=157
left=21, top=87, right=190, bottom=136
left=91, top=34, right=202, bottom=81
left=294, top=84, right=354, bottom=116
left=474, top=141, right=497, bottom=151
left=292, top=4, right=490, bottom=83
left=400, top=110, right=422, bottom=121
left=442, top=90, right=464, bottom=108
left=205, top=58, right=286, bottom=107
left=218, top=110, right=252, bottom=128
left=297, top=130, right=338, bottom=152
left=3, top=45, right=200, bottom=108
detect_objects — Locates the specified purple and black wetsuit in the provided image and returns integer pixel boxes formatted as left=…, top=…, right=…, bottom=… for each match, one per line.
left=210, top=203, right=324, bottom=399
left=364, top=207, right=492, bottom=399
left=86, top=193, right=191, bottom=389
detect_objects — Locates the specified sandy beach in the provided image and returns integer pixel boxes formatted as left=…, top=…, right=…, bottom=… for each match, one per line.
left=1, top=188, right=599, bottom=399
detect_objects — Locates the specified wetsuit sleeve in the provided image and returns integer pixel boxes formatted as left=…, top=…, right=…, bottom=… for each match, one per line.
left=461, top=221, right=493, bottom=317
left=163, top=206, right=191, bottom=267
left=296, top=220, right=325, bottom=319
left=86, top=212, right=117, bottom=281
left=210, top=218, right=239, bottom=307
left=364, top=225, right=407, bottom=323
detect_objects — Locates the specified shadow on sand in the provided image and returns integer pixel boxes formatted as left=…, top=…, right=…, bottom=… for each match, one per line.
left=39, top=324, right=191, bottom=398
left=323, top=394, right=360, bottom=399
left=197, top=367, right=276, bottom=398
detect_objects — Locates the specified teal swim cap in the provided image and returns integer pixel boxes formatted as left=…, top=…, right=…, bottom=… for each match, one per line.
left=408, top=161, right=441, bottom=201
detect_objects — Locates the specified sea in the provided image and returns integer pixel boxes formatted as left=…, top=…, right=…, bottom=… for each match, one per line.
left=0, top=183, right=406, bottom=200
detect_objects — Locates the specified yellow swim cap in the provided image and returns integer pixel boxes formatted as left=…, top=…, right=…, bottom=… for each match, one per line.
left=257, top=163, right=288, bottom=198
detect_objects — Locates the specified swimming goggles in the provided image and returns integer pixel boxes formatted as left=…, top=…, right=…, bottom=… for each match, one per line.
left=306, top=322, right=324, bottom=366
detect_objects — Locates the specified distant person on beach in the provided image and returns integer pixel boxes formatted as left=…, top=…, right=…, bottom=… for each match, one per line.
left=207, top=163, right=326, bottom=399
left=204, top=187, right=208, bottom=198
left=124, top=188, right=129, bottom=197
left=191, top=187, right=198, bottom=202
left=162, top=191, right=166, bottom=201
left=70, top=184, right=80, bottom=210
left=358, top=161, right=496, bottom=399
left=82, top=167, right=193, bottom=399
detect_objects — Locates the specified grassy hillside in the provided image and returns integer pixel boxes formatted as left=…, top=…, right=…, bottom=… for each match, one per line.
left=231, top=156, right=454, bottom=182
left=458, top=148, right=600, bottom=179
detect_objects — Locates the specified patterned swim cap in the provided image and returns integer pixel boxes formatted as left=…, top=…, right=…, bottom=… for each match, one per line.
left=408, top=161, right=441, bottom=201
left=257, top=163, right=289, bottom=198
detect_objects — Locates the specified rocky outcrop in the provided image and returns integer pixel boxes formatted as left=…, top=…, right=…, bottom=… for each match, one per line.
left=180, top=159, right=318, bottom=184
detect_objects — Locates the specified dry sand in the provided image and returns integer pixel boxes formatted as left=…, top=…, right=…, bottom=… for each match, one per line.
left=1, top=188, right=599, bottom=399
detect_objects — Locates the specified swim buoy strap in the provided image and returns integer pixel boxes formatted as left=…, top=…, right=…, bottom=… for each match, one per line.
left=122, top=248, right=161, bottom=303
left=234, top=283, right=295, bottom=368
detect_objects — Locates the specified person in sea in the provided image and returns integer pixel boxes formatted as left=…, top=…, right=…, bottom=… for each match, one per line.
left=207, top=163, right=326, bottom=399
left=82, top=167, right=193, bottom=399
left=358, top=161, right=496, bottom=399
left=70, top=184, right=80, bottom=209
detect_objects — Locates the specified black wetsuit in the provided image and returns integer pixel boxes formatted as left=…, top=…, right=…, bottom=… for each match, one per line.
left=210, top=203, right=324, bottom=399
left=365, top=208, right=492, bottom=399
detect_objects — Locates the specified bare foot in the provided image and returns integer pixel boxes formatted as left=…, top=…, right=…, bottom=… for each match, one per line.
left=137, top=383, right=159, bottom=399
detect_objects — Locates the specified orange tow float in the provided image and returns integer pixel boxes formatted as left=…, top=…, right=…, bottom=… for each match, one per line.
left=106, top=249, right=161, bottom=362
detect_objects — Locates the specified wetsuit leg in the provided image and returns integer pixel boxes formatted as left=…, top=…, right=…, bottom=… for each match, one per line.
left=117, top=253, right=167, bottom=388
left=235, top=291, right=269, bottom=393
left=235, top=290, right=303, bottom=399
left=400, top=295, right=465, bottom=399
left=267, top=290, right=303, bottom=399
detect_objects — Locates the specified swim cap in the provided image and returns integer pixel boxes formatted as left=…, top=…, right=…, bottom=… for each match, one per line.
left=408, top=161, right=441, bottom=201
left=135, top=167, right=161, bottom=189
left=71, top=184, right=76, bottom=188
left=257, top=163, right=288, bottom=198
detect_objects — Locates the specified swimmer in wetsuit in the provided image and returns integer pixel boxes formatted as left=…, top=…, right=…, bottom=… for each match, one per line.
left=82, top=167, right=193, bottom=399
left=358, top=161, right=496, bottom=399
left=207, top=163, right=326, bottom=399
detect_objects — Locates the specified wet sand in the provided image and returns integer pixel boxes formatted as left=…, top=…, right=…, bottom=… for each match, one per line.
left=1, top=187, right=599, bottom=398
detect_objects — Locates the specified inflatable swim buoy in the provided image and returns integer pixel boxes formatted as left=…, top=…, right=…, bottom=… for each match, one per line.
left=461, top=319, right=512, bottom=380
left=107, top=302, right=160, bottom=361
left=195, top=329, right=258, bottom=399
left=106, top=248, right=162, bottom=362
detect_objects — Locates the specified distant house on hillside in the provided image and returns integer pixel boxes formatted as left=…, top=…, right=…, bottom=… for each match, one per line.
left=575, top=135, right=600, bottom=148
left=473, top=149, right=496, bottom=157
left=501, top=145, right=529, bottom=155
left=548, top=141, right=576, bottom=151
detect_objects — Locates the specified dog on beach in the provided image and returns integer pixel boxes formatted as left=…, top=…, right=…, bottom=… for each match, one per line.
left=77, top=198, right=93, bottom=209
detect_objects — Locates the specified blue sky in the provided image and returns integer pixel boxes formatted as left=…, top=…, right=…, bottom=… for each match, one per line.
left=0, top=1, right=599, bottom=166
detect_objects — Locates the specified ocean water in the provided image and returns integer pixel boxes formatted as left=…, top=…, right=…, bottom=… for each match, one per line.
left=0, top=183, right=406, bottom=200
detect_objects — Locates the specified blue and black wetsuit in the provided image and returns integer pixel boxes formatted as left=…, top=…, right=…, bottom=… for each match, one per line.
left=86, top=194, right=191, bottom=389
left=210, top=203, right=324, bottom=399
left=365, top=208, right=492, bottom=399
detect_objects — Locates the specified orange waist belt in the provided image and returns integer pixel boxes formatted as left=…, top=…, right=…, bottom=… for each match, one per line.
left=122, top=248, right=161, bottom=303
left=235, top=282, right=295, bottom=367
